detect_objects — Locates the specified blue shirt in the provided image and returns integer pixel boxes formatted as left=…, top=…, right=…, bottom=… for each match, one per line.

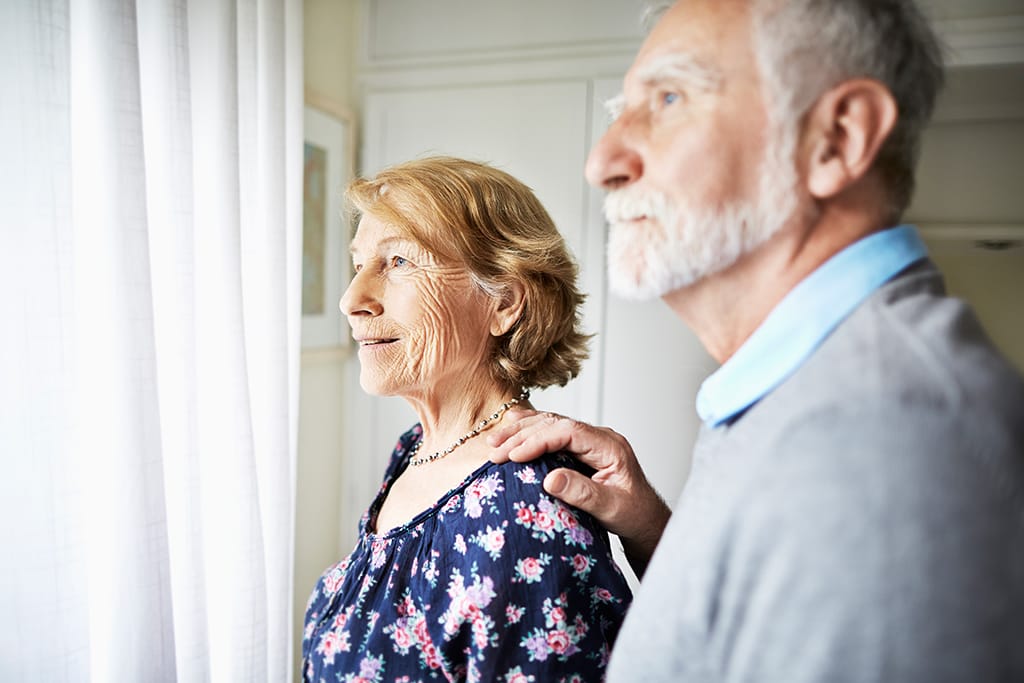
left=696, top=225, right=929, bottom=427
left=302, top=424, right=632, bottom=682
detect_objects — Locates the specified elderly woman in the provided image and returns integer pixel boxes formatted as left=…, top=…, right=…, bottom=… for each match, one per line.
left=302, top=157, right=631, bottom=682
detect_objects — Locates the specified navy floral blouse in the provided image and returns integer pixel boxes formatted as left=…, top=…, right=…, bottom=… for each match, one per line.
left=302, top=424, right=632, bottom=683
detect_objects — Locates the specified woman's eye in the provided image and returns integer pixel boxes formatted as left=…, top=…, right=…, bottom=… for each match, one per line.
left=391, top=255, right=409, bottom=268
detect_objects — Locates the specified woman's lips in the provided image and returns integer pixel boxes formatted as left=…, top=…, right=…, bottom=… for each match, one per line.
left=356, top=337, right=398, bottom=348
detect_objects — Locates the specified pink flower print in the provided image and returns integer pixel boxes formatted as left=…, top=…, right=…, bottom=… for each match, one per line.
left=549, top=606, right=566, bottom=625
left=316, top=629, right=346, bottom=665
left=422, top=642, right=442, bottom=670
left=464, top=473, right=502, bottom=518
left=485, top=528, right=504, bottom=552
left=547, top=629, right=571, bottom=655
left=472, top=617, right=491, bottom=649
left=413, top=615, right=431, bottom=644
left=556, top=505, right=578, bottom=530
left=503, top=666, right=536, bottom=683
left=534, top=511, right=556, bottom=533
left=574, top=614, right=587, bottom=636
left=515, top=505, right=533, bottom=525
left=472, top=524, right=507, bottom=560
left=422, top=550, right=441, bottom=585
left=505, top=604, right=525, bottom=624
left=454, top=534, right=467, bottom=554
left=393, top=625, right=412, bottom=650
left=514, top=466, right=538, bottom=484
left=571, top=553, right=590, bottom=575
left=515, top=555, right=547, bottom=584
left=592, top=587, right=614, bottom=603
left=369, top=538, right=388, bottom=569
left=442, top=494, right=461, bottom=514
left=464, top=490, right=484, bottom=519
left=397, top=594, right=416, bottom=617
left=322, top=559, right=349, bottom=594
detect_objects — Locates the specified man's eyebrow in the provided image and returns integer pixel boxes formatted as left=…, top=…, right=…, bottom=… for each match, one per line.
left=635, top=53, right=722, bottom=93
left=604, top=54, right=722, bottom=121
left=604, top=94, right=626, bottom=121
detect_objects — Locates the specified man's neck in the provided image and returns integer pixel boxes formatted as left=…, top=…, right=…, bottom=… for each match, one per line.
left=663, top=205, right=889, bottom=364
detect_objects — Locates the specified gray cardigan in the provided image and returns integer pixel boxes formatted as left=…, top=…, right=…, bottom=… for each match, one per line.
left=608, top=261, right=1024, bottom=682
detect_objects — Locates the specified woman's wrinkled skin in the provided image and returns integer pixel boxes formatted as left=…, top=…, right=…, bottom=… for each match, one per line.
left=342, top=214, right=495, bottom=400
left=340, top=213, right=527, bottom=533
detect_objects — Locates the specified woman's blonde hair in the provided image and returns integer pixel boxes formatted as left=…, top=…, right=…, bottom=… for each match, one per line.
left=345, top=156, right=589, bottom=390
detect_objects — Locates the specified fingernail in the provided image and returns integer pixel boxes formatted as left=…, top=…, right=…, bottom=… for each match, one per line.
left=545, top=470, right=567, bottom=495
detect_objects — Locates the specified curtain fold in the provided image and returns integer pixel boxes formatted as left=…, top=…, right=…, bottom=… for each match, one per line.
left=0, top=0, right=302, bottom=680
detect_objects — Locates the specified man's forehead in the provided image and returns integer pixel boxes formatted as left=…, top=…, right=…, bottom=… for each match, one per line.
left=625, top=0, right=756, bottom=89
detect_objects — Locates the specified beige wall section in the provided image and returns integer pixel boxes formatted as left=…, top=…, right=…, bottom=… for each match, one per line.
left=304, top=0, right=359, bottom=109
left=925, top=238, right=1024, bottom=374
left=296, top=0, right=360, bottom=678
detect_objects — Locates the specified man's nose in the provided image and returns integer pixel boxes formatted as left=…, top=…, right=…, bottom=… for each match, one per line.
left=585, top=117, right=643, bottom=191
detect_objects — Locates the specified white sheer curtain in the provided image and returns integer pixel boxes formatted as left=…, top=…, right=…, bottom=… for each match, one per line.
left=0, top=0, right=302, bottom=680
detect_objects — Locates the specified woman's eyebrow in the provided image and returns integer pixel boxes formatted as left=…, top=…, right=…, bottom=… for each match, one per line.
left=349, top=235, right=413, bottom=257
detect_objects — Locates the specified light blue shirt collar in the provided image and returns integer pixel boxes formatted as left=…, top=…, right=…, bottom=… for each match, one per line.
left=695, top=224, right=929, bottom=428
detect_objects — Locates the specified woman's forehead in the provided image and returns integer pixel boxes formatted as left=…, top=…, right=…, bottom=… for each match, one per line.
left=350, top=215, right=416, bottom=253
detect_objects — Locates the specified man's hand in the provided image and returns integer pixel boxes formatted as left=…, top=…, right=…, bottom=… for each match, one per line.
left=489, top=409, right=671, bottom=578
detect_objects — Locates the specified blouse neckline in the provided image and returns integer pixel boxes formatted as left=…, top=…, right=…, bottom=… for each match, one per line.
left=365, top=429, right=501, bottom=541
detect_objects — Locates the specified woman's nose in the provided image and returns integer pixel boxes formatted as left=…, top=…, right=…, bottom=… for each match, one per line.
left=339, top=269, right=383, bottom=318
left=585, top=115, right=643, bottom=191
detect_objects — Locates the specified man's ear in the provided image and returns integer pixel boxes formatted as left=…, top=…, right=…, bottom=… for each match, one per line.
left=490, top=281, right=526, bottom=337
left=801, top=78, right=898, bottom=200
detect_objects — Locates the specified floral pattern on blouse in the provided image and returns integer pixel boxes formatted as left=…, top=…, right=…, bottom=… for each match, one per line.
left=303, top=424, right=632, bottom=683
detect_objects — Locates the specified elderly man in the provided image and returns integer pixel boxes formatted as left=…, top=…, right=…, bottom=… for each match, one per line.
left=491, top=0, right=1024, bottom=680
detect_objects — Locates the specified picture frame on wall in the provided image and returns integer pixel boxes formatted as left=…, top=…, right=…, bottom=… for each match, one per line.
left=302, top=96, right=355, bottom=349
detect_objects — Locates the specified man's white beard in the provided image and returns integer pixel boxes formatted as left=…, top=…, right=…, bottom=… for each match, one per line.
left=604, top=134, right=799, bottom=301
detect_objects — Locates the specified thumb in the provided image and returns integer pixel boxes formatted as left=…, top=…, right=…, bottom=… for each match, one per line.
left=543, top=468, right=603, bottom=517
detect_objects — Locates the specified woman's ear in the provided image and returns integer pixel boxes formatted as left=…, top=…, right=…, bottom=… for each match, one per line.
left=490, top=281, right=526, bottom=337
left=801, top=78, right=898, bottom=200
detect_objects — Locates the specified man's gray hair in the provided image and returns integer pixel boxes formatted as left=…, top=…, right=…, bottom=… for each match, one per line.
left=751, top=0, right=945, bottom=219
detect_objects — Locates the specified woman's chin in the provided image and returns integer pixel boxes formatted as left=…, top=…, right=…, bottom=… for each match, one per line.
left=358, top=374, right=403, bottom=398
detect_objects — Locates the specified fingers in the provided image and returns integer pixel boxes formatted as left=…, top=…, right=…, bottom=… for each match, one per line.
left=543, top=468, right=603, bottom=516
left=488, top=409, right=569, bottom=463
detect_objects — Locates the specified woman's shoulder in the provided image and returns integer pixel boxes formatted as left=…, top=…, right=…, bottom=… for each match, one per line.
left=493, top=451, right=595, bottom=486
left=459, top=452, right=604, bottom=549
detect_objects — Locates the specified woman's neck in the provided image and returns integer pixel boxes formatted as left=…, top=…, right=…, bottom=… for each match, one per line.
left=405, top=381, right=524, bottom=453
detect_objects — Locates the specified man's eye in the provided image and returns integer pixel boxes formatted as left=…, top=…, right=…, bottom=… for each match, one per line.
left=660, top=91, right=681, bottom=107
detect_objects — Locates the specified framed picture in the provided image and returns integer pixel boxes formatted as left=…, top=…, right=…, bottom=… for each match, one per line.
left=302, top=97, right=355, bottom=349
